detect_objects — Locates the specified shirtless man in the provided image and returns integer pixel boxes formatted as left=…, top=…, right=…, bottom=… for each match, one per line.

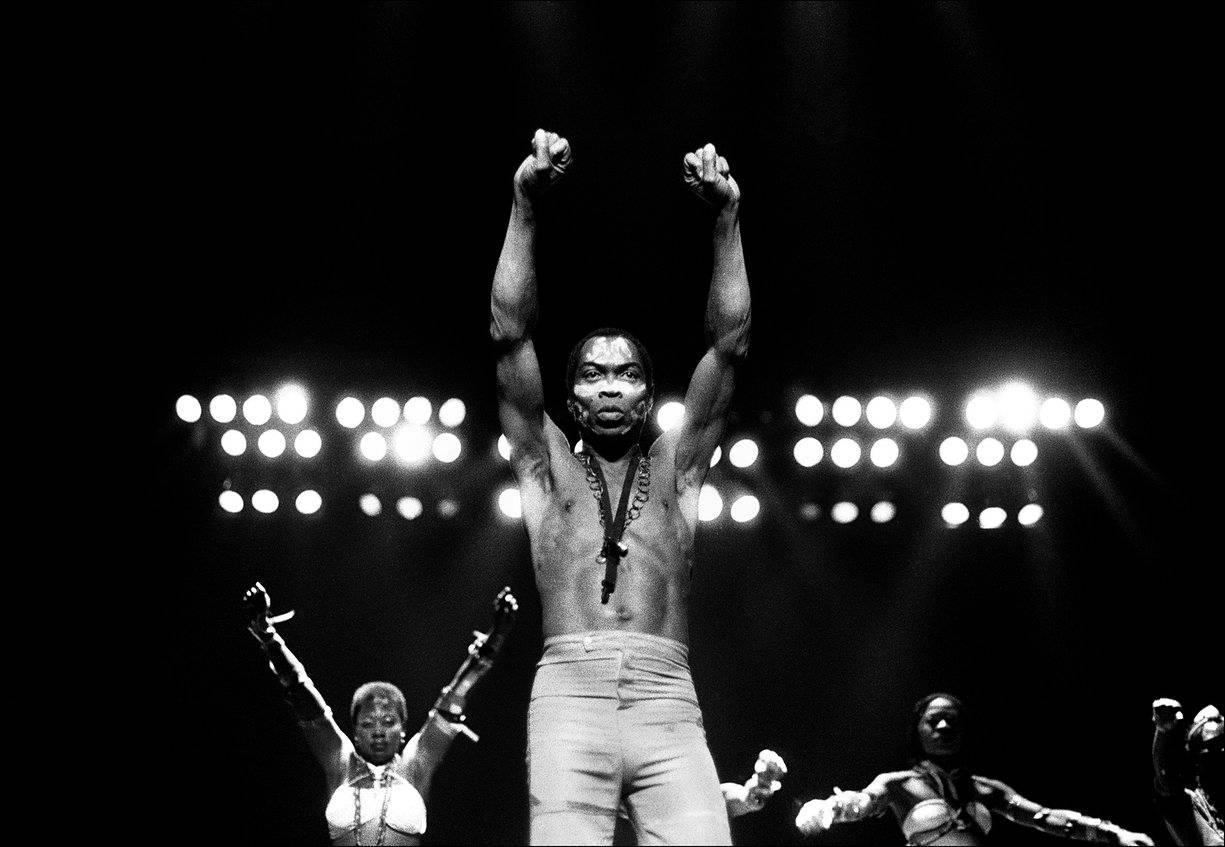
left=490, top=128, right=750, bottom=845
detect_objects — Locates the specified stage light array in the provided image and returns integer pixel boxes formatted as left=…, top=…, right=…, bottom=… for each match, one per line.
left=174, top=380, right=1099, bottom=530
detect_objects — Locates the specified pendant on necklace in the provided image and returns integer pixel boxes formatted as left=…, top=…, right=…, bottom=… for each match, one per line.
left=597, top=539, right=629, bottom=564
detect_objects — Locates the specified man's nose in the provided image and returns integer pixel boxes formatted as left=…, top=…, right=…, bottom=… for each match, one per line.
left=935, top=719, right=949, bottom=731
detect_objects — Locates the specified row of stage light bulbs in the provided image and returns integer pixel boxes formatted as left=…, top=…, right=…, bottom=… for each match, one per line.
left=175, top=382, right=1103, bottom=470
left=175, top=389, right=470, bottom=462
left=215, top=485, right=1042, bottom=529
left=180, top=384, right=1088, bottom=525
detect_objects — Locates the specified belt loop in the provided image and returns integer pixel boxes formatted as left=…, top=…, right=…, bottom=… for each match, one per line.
left=583, top=635, right=594, bottom=652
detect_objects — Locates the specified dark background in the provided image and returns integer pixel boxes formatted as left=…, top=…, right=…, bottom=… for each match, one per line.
left=151, top=3, right=1215, bottom=844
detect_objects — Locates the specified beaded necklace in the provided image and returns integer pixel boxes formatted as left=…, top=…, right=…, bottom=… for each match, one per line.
left=352, top=764, right=394, bottom=846
left=578, top=445, right=651, bottom=603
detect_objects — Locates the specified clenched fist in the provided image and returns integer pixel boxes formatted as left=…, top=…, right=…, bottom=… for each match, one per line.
left=514, top=128, right=572, bottom=202
left=682, top=142, right=740, bottom=209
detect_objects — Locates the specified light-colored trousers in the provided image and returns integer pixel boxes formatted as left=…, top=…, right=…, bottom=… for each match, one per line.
left=527, top=631, right=731, bottom=846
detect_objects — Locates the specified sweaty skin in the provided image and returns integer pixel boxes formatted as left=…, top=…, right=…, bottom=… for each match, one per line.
left=525, top=409, right=698, bottom=642
left=492, top=131, right=749, bottom=647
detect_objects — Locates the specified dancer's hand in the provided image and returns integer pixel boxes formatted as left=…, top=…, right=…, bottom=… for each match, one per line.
left=1116, top=830, right=1155, bottom=846
left=795, top=797, right=836, bottom=834
left=682, top=142, right=740, bottom=209
left=243, top=581, right=272, bottom=637
left=744, top=749, right=787, bottom=807
left=513, top=128, right=572, bottom=202
left=242, top=581, right=294, bottom=641
left=1152, top=697, right=1184, bottom=732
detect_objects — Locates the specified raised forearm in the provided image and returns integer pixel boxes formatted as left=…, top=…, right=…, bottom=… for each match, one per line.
left=1152, top=723, right=1187, bottom=796
left=254, top=629, right=327, bottom=722
left=705, top=202, right=750, bottom=359
left=490, top=199, right=539, bottom=345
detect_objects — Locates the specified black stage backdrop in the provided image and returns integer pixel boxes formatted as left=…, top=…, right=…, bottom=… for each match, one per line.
left=150, top=4, right=1215, bottom=844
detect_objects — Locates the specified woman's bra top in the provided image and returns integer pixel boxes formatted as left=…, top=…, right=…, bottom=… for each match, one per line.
left=324, top=765, right=426, bottom=840
left=901, top=797, right=992, bottom=846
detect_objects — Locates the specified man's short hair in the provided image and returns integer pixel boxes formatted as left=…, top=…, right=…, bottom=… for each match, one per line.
left=350, top=681, right=408, bottom=726
left=565, top=327, right=656, bottom=400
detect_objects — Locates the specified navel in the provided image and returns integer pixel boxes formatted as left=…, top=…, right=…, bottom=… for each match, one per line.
left=616, top=606, right=633, bottom=622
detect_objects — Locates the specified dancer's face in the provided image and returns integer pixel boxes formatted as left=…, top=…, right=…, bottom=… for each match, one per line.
left=918, top=697, right=964, bottom=758
left=353, top=696, right=405, bottom=765
left=568, top=335, right=652, bottom=438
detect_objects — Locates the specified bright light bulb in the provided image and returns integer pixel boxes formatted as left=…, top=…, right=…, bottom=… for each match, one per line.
left=438, top=398, right=466, bottom=427
left=899, top=396, right=932, bottom=429
left=432, top=432, right=462, bottom=463
left=942, top=502, right=970, bottom=526
left=793, top=437, right=823, bottom=467
left=295, top=490, right=322, bottom=515
left=210, top=394, right=237, bottom=423
left=979, top=507, right=1006, bottom=529
left=1018, top=504, right=1044, bottom=526
left=976, top=437, right=1005, bottom=467
left=257, top=429, right=286, bottom=458
left=252, top=490, right=279, bottom=513
left=275, top=384, right=308, bottom=425
left=243, top=395, right=272, bottom=426
left=397, top=497, right=424, bottom=520
left=870, top=501, right=896, bottom=523
left=831, top=438, right=861, bottom=468
left=1074, top=399, right=1105, bottom=428
left=498, top=487, right=522, bottom=519
left=832, top=396, right=862, bottom=426
left=176, top=395, right=202, bottom=422
left=404, top=397, right=432, bottom=425
left=1039, top=397, right=1072, bottom=430
left=359, top=432, right=388, bottom=461
left=336, top=397, right=365, bottom=428
left=221, top=430, right=247, bottom=456
left=998, top=382, right=1038, bottom=434
left=865, top=396, right=897, bottom=429
left=869, top=438, right=899, bottom=467
left=393, top=425, right=431, bottom=463
left=728, top=439, right=759, bottom=468
left=294, top=430, right=322, bottom=458
left=939, top=437, right=969, bottom=466
left=965, top=392, right=997, bottom=430
left=371, top=397, right=401, bottom=428
left=219, top=490, right=243, bottom=513
left=1010, top=439, right=1038, bottom=466
left=831, top=502, right=859, bottom=524
left=795, top=395, right=824, bottom=426
left=729, top=495, right=761, bottom=523
left=656, top=401, right=686, bottom=431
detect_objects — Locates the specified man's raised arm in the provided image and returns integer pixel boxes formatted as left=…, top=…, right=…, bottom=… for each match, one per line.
left=490, top=129, right=571, bottom=482
left=675, top=142, right=751, bottom=488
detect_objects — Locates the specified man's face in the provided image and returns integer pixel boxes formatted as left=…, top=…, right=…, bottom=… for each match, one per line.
left=352, top=696, right=404, bottom=766
left=918, top=698, right=964, bottom=758
left=568, top=335, right=652, bottom=437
